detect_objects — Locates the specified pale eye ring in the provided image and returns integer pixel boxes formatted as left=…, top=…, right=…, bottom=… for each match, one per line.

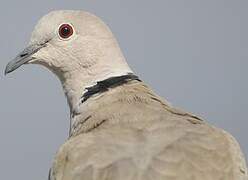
left=58, top=24, right=74, bottom=39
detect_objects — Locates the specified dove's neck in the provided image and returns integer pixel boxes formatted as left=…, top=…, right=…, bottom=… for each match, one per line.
left=60, top=53, right=133, bottom=118
left=62, top=69, right=133, bottom=115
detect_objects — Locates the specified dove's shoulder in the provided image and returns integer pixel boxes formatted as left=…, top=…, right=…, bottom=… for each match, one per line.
left=50, top=114, right=247, bottom=180
left=149, top=117, right=248, bottom=180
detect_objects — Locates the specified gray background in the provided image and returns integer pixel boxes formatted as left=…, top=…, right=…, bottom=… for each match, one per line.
left=0, top=0, right=247, bottom=179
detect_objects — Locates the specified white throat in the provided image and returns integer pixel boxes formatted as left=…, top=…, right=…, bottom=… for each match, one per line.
left=60, top=58, right=133, bottom=117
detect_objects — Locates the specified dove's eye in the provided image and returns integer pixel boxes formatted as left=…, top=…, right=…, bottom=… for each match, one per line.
left=58, top=24, right=74, bottom=39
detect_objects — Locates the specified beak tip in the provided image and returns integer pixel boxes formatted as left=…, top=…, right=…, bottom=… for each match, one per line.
left=4, top=62, right=14, bottom=76
left=4, top=69, right=9, bottom=76
left=4, top=66, right=10, bottom=76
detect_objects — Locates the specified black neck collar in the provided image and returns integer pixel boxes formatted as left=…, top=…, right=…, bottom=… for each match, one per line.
left=81, top=73, right=141, bottom=103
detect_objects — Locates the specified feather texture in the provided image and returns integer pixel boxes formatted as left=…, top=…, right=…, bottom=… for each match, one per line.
left=50, top=81, right=248, bottom=180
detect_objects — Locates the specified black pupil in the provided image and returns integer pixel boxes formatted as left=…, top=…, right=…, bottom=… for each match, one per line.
left=61, top=26, right=70, bottom=37
left=59, top=24, right=73, bottom=38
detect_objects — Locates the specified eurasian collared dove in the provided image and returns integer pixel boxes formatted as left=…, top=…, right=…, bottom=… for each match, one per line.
left=5, top=10, right=248, bottom=180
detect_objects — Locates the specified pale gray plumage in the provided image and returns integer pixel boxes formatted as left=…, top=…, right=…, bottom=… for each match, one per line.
left=5, top=10, right=248, bottom=180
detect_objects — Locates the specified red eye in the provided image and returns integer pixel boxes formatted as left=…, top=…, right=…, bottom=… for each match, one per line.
left=58, top=24, right=74, bottom=39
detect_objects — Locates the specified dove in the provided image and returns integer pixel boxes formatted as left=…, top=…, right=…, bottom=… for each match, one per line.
left=5, top=10, right=248, bottom=180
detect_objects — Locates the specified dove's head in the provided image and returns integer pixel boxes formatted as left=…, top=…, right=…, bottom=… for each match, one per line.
left=5, top=10, right=132, bottom=84
left=5, top=10, right=133, bottom=112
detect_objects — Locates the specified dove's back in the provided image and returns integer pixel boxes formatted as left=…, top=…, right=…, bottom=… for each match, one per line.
left=50, top=81, right=248, bottom=180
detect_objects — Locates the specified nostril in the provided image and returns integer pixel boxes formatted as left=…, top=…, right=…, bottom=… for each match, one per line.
left=20, top=53, right=28, bottom=58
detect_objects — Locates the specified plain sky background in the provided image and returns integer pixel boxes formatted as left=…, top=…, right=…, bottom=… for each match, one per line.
left=0, top=0, right=247, bottom=179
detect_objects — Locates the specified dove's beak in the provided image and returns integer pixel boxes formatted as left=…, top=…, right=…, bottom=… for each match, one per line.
left=4, top=43, right=46, bottom=75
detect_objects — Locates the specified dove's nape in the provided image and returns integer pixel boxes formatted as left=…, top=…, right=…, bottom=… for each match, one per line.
left=5, top=10, right=248, bottom=180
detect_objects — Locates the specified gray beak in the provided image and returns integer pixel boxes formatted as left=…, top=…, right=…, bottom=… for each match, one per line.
left=5, top=43, right=46, bottom=75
